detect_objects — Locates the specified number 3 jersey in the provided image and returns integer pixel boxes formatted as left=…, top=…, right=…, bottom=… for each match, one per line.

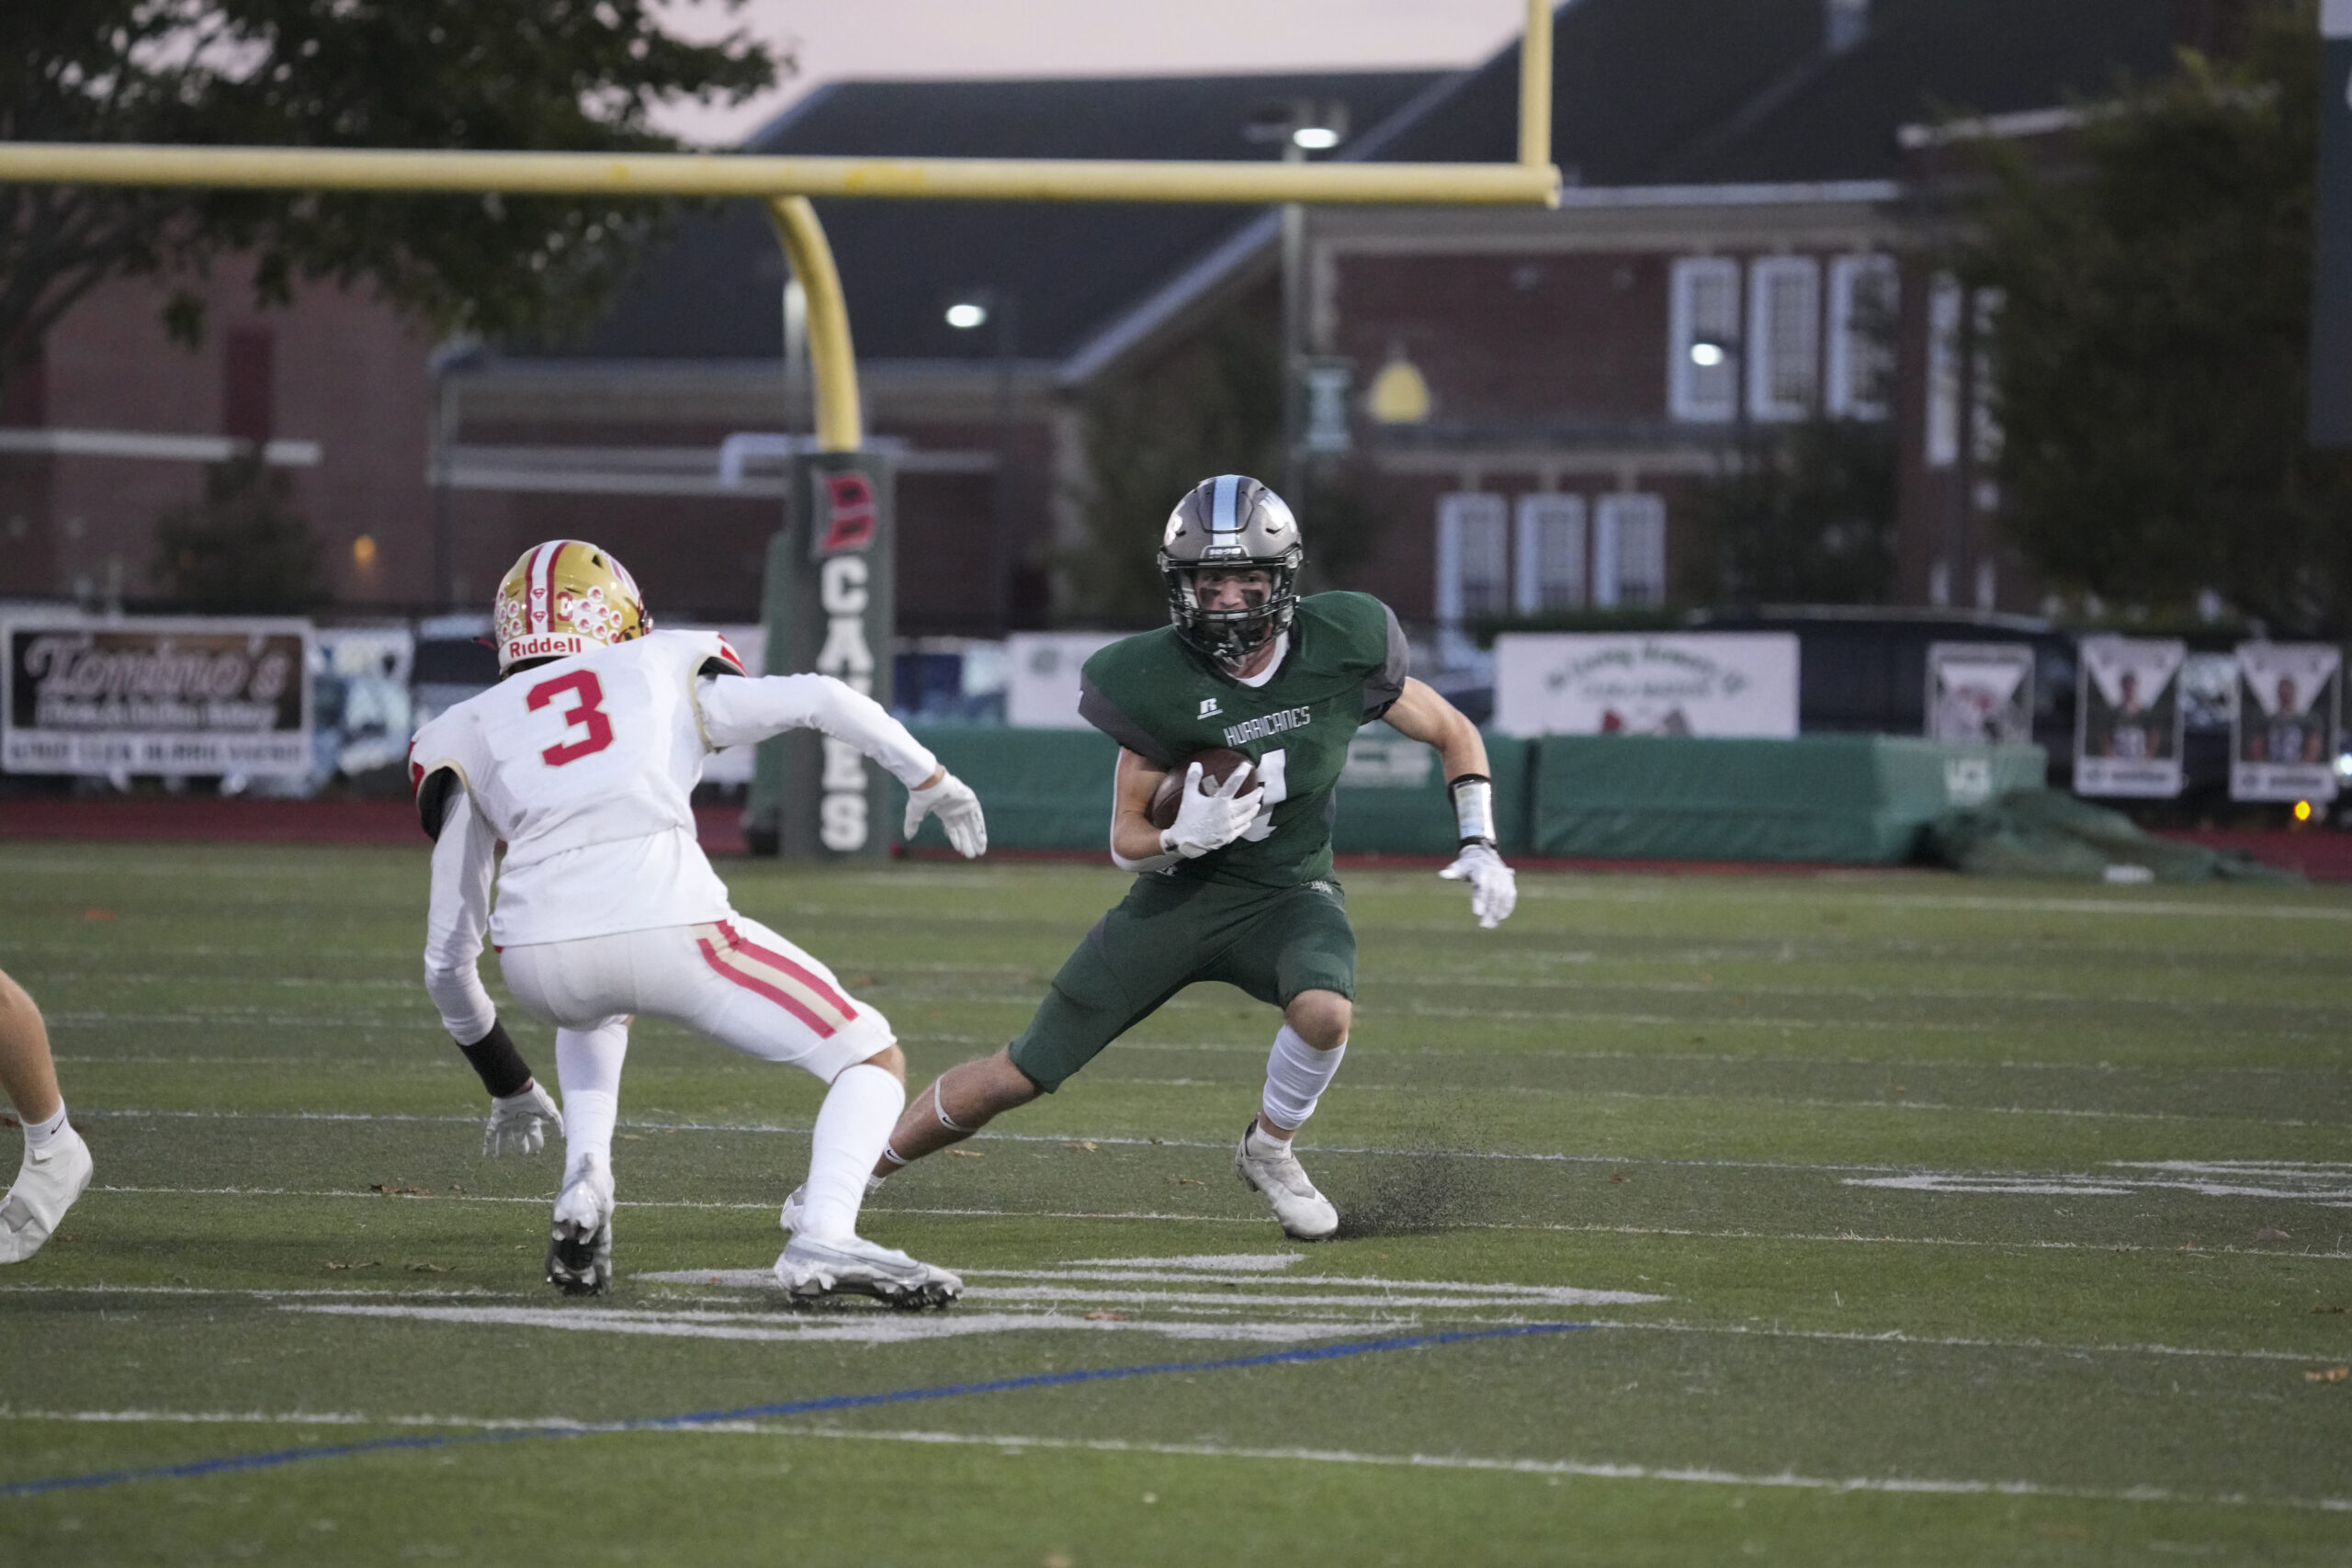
left=1078, top=591, right=1409, bottom=891
left=408, top=629, right=937, bottom=948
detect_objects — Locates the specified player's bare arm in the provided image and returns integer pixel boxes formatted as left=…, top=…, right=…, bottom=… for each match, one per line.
left=1381, top=676, right=1488, bottom=780
left=1383, top=676, right=1519, bottom=930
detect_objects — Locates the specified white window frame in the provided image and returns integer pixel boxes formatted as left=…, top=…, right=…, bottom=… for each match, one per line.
left=1512, top=493, right=1588, bottom=615
left=1826, top=254, right=1898, bottom=420
left=1435, top=491, right=1509, bottom=626
left=1926, top=271, right=1964, bottom=467
left=1668, top=256, right=1741, bottom=423
left=1746, top=255, right=1822, bottom=422
left=1593, top=493, right=1667, bottom=609
left=1971, top=287, right=2005, bottom=464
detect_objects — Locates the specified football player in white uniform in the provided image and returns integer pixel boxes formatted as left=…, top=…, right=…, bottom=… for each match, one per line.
left=411, top=540, right=986, bottom=1305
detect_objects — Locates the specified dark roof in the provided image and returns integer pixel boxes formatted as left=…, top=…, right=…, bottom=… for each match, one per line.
left=1367, top=0, right=2175, bottom=186
left=568, top=71, right=1447, bottom=364
left=1657, top=0, right=2178, bottom=183
left=555, top=0, right=2185, bottom=374
left=1365, top=0, right=1828, bottom=184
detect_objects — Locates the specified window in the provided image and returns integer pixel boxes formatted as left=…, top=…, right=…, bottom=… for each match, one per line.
left=1826, top=254, right=1897, bottom=419
left=1927, top=275, right=2002, bottom=467
left=1926, top=272, right=1964, bottom=467
left=1668, top=256, right=1741, bottom=422
left=1747, top=256, right=1821, bottom=421
left=1435, top=492, right=1509, bottom=626
left=1593, top=493, right=1666, bottom=608
left=1513, top=494, right=1587, bottom=614
left=1971, top=288, right=2005, bottom=465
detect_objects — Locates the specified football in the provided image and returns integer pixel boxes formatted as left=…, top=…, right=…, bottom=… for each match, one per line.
left=1147, top=746, right=1255, bottom=830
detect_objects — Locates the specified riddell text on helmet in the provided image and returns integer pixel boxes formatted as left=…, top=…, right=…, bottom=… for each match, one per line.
left=505, top=634, right=585, bottom=662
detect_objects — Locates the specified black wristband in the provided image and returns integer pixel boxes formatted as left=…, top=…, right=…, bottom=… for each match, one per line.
left=456, top=1019, right=535, bottom=1100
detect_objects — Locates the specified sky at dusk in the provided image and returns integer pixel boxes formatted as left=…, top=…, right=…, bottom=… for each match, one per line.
left=646, top=0, right=1531, bottom=146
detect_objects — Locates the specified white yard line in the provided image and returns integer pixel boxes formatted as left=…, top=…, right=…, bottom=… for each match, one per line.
left=64, top=1183, right=2352, bottom=1259
left=289, top=1303, right=1391, bottom=1344
left=0, top=1406, right=2342, bottom=1512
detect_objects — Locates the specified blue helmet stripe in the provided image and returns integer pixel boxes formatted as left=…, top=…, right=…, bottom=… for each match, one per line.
left=1211, top=474, right=1241, bottom=534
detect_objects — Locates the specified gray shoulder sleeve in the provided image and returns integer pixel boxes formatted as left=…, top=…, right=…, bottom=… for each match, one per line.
left=1362, top=600, right=1410, bottom=719
left=1079, top=673, right=1174, bottom=767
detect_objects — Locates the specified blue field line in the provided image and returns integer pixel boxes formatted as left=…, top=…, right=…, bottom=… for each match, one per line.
left=1, top=1321, right=1589, bottom=1499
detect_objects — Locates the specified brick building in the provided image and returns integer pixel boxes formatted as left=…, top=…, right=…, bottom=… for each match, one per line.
left=2, top=0, right=2212, bottom=636
left=0, top=260, right=436, bottom=608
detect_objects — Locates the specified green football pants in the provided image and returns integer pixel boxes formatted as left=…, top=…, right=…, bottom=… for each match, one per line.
left=1007, top=874, right=1357, bottom=1092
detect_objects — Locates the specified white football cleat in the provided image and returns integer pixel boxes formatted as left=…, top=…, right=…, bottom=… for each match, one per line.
left=545, top=1159, right=614, bottom=1296
left=777, top=1175, right=888, bottom=1236
left=1235, top=1119, right=1340, bottom=1241
left=775, top=1233, right=960, bottom=1309
left=0, top=1125, right=94, bottom=1265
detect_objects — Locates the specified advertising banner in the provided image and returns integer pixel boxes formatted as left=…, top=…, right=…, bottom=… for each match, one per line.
left=3, top=615, right=311, bottom=776
left=1926, top=641, right=2035, bottom=745
left=2230, top=642, right=2342, bottom=802
left=1491, top=633, right=1799, bottom=738
left=2074, top=636, right=2185, bottom=797
left=1005, top=632, right=1125, bottom=728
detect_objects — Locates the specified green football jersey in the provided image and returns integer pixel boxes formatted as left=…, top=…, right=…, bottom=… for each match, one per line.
left=1077, top=591, right=1410, bottom=889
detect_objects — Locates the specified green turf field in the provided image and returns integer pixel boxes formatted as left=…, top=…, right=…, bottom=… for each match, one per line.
left=2, top=842, right=2349, bottom=1565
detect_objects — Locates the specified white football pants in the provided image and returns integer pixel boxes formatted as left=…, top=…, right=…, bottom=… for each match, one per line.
left=498, top=917, right=891, bottom=1081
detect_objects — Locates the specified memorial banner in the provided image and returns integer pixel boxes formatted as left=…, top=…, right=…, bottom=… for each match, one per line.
left=1005, top=632, right=1123, bottom=728
left=2075, top=636, right=2184, bottom=797
left=3, top=615, right=311, bottom=776
left=1492, top=633, right=1799, bottom=738
left=2230, top=642, right=2342, bottom=802
left=1927, top=641, right=2035, bottom=744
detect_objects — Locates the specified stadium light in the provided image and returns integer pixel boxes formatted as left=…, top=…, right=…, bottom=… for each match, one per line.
left=944, top=301, right=988, bottom=330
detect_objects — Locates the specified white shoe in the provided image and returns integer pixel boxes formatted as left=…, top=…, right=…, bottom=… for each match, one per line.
left=0, top=1126, right=94, bottom=1264
left=775, top=1233, right=960, bottom=1309
left=546, top=1160, right=614, bottom=1296
left=778, top=1175, right=888, bottom=1236
left=1235, top=1119, right=1339, bottom=1240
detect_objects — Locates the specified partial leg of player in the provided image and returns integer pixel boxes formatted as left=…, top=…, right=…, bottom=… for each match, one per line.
left=546, top=1021, right=628, bottom=1295
left=1235, top=989, right=1348, bottom=1240
left=0, top=968, right=91, bottom=1266
left=775, top=1045, right=961, bottom=1307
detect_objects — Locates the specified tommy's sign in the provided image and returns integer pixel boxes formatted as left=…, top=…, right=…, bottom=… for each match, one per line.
left=745, top=452, right=896, bottom=858
left=2, top=615, right=312, bottom=776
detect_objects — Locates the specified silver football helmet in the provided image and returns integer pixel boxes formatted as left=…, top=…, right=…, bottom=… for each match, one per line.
left=1158, top=474, right=1304, bottom=666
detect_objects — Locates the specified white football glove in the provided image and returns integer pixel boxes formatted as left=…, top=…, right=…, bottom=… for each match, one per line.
left=483, top=1080, right=563, bottom=1157
left=1164, top=761, right=1261, bottom=860
left=903, top=772, right=988, bottom=858
left=1439, top=841, right=1518, bottom=930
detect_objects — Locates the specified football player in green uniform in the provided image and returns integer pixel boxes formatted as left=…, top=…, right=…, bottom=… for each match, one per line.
left=793, top=474, right=1516, bottom=1240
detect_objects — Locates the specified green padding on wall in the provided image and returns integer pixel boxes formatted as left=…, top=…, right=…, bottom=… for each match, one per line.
left=897, top=726, right=1534, bottom=857
left=903, top=727, right=1121, bottom=852
left=1532, top=736, right=2046, bottom=863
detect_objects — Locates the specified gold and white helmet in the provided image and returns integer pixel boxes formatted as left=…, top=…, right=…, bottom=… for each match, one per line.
left=492, top=539, right=650, bottom=674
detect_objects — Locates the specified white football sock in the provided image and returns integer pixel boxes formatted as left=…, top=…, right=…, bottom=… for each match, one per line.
left=21, top=1104, right=67, bottom=1152
left=555, top=1022, right=628, bottom=1189
left=801, top=1063, right=906, bottom=1242
left=1261, top=1025, right=1346, bottom=1134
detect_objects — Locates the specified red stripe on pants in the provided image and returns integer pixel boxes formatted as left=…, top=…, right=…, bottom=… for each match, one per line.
left=695, top=934, right=835, bottom=1037
left=718, top=921, right=854, bottom=1023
